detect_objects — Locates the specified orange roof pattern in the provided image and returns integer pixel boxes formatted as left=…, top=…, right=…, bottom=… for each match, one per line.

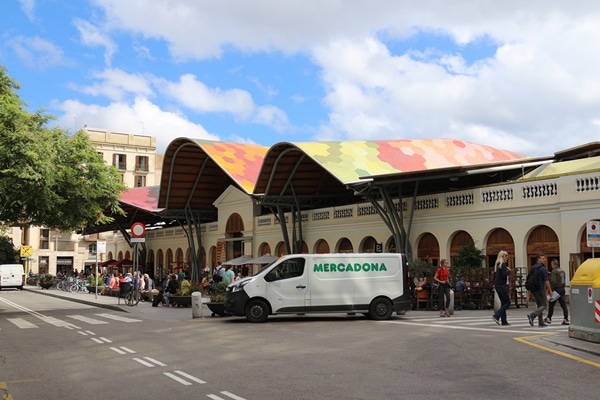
left=192, top=140, right=269, bottom=193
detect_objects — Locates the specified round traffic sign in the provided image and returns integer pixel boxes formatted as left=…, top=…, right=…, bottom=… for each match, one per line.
left=131, top=222, right=146, bottom=238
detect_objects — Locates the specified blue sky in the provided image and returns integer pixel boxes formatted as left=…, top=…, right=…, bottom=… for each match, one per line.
left=2, top=0, right=600, bottom=156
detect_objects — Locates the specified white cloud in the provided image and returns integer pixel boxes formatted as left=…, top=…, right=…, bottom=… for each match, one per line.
left=162, top=74, right=254, bottom=115
left=19, top=0, right=35, bottom=22
left=70, top=68, right=154, bottom=101
left=9, top=36, right=68, bottom=69
left=53, top=97, right=219, bottom=151
left=74, top=18, right=116, bottom=66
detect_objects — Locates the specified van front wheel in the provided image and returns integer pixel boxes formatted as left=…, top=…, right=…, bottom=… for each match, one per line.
left=369, top=298, right=393, bottom=320
left=245, top=299, right=269, bottom=323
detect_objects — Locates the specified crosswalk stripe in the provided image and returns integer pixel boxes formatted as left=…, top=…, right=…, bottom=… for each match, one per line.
left=95, top=313, right=142, bottom=323
left=7, top=318, right=38, bottom=329
left=67, top=315, right=109, bottom=324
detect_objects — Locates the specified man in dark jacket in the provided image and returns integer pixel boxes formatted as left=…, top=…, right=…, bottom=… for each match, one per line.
left=527, top=254, right=553, bottom=327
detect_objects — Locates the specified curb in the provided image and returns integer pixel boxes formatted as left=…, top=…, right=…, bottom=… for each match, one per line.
left=24, top=287, right=129, bottom=313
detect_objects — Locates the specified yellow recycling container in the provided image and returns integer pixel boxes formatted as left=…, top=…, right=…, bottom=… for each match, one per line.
left=569, top=258, right=600, bottom=343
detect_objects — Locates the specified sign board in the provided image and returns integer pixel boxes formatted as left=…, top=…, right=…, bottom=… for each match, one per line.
left=375, top=243, right=383, bottom=253
left=131, top=222, right=146, bottom=238
left=20, top=246, right=33, bottom=257
left=97, top=240, right=106, bottom=254
left=587, top=221, right=600, bottom=247
left=131, top=237, right=146, bottom=243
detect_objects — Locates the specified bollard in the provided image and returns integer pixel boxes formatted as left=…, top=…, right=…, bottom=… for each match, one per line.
left=191, top=291, right=203, bottom=319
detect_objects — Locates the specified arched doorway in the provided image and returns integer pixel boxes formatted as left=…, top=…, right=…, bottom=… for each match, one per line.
left=486, top=228, right=515, bottom=271
left=527, top=225, right=559, bottom=267
left=315, top=239, right=330, bottom=254
left=417, top=232, right=439, bottom=267
left=337, top=238, right=353, bottom=253
left=361, top=236, right=377, bottom=253
left=258, top=242, right=271, bottom=256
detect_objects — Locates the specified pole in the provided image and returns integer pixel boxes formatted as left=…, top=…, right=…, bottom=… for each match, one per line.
left=95, top=251, right=98, bottom=300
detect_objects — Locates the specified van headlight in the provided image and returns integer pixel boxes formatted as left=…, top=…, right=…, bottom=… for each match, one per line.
left=230, top=278, right=251, bottom=293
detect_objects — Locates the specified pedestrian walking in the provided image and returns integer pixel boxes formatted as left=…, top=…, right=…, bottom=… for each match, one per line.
left=526, top=254, right=553, bottom=328
left=492, top=250, right=511, bottom=326
left=433, top=259, right=451, bottom=317
left=545, top=259, right=570, bottom=325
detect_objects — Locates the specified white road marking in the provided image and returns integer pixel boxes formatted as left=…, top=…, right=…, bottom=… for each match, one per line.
left=95, top=313, right=142, bottom=323
left=67, top=315, right=109, bottom=324
left=173, top=370, right=206, bottom=384
left=6, top=318, right=38, bottom=329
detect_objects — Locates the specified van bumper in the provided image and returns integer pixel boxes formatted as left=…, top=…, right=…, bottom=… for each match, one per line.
left=224, top=290, right=250, bottom=316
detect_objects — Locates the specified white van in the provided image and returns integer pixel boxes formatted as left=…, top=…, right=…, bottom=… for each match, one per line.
left=0, top=264, right=25, bottom=290
left=224, top=253, right=411, bottom=322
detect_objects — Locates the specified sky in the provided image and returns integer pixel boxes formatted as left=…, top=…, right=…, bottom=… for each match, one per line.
left=2, top=0, right=600, bottom=156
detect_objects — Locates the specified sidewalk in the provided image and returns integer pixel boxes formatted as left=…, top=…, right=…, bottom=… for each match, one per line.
left=24, top=285, right=218, bottom=321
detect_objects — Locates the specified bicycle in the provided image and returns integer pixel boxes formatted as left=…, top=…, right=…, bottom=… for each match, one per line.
left=124, top=288, right=140, bottom=306
left=69, top=278, right=88, bottom=293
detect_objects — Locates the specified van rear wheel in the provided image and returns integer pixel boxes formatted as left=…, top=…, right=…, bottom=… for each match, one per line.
left=245, top=299, right=269, bottom=323
left=369, top=298, right=393, bottom=320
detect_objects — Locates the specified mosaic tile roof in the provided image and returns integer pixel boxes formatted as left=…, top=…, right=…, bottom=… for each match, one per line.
left=191, top=140, right=269, bottom=193
left=290, top=139, right=529, bottom=184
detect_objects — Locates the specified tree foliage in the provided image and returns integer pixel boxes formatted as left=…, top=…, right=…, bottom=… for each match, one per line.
left=0, top=66, right=126, bottom=231
left=452, top=242, right=484, bottom=280
left=0, top=235, right=18, bottom=264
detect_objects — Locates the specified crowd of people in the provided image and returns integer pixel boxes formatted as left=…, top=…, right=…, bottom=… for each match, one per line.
left=410, top=251, right=570, bottom=328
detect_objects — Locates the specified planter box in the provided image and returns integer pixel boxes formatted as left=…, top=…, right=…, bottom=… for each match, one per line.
left=39, top=282, right=53, bottom=289
left=168, top=295, right=192, bottom=307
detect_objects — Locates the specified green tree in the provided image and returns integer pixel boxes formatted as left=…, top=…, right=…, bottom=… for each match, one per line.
left=0, top=66, right=126, bottom=232
left=0, top=235, right=18, bottom=264
left=452, top=242, right=484, bottom=281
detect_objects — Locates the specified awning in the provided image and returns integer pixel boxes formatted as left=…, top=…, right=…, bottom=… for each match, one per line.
left=248, top=254, right=278, bottom=264
left=223, top=255, right=253, bottom=266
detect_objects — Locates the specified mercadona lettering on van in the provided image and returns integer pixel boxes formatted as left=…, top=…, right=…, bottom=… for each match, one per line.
left=224, top=253, right=411, bottom=323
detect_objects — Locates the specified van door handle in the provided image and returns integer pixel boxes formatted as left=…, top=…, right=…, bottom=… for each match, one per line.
left=296, top=285, right=306, bottom=289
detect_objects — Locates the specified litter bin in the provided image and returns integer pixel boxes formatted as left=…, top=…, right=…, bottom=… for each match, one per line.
left=569, top=258, right=600, bottom=343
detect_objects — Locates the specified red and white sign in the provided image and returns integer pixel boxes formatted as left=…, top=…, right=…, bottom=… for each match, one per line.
left=131, top=222, right=146, bottom=238
left=595, top=300, right=600, bottom=324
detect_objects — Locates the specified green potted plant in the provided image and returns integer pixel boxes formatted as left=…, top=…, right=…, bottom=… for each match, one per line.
left=39, top=274, right=54, bottom=289
left=207, top=281, right=229, bottom=317
left=86, top=275, right=104, bottom=294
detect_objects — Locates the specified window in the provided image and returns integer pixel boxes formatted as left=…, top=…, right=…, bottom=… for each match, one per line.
left=40, top=229, right=50, bottom=249
left=135, top=175, right=146, bottom=187
left=88, top=244, right=97, bottom=259
left=265, top=258, right=305, bottom=281
left=113, top=154, right=127, bottom=170
left=136, top=156, right=149, bottom=172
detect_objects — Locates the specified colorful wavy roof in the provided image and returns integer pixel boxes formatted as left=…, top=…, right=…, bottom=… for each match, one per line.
left=290, top=139, right=529, bottom=184
left=191, top=140, right=269, bottom=193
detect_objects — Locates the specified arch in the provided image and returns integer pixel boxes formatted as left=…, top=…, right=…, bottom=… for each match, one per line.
left=450, top=231, right=474, bottom=260
left=526, top=225, right=559, bottom=266
left=124, top=251, right=131, bottom=260
left=315, top=239, right=330, bottom=254
left=118, top=251, right=124, bottom=260
left=275, top=241, right=287, bottom=257
left=300, top=241, right=308, bottom=254
left=226, top=212, right=245, bottom=233
left=209, top=246, right=217, bottom=268
left=175, top=248, right=184, bottom=272
left=258, top=242, right=272, bottom=256
left=107, top=251, right=113, bottom=260
left=485, top=228, right=515, bottom=271
left=337, top=238, right=354, bottom=253
left=417, top=232, right=439, bottom=267
left=385, top=236, right=397, bottom=253
left=360, top=236, right=377, bottom=253
left=166, top=248, right=174, bottom=273
left=147, top=249, right=155, bottom=278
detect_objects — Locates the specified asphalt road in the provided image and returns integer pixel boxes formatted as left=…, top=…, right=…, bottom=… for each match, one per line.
left=1, top=290, right=598, bottom=400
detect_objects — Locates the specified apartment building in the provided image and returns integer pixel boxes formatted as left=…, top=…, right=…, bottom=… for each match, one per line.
left=16, top=128, right=161, bottom=275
